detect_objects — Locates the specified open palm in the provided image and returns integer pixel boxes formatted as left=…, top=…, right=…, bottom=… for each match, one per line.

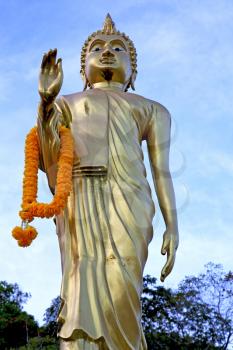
left=39, top=48, right=63, bottom=103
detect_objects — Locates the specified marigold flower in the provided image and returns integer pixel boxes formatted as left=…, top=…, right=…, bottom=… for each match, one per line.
left=13, top=125, right=74, bottom=247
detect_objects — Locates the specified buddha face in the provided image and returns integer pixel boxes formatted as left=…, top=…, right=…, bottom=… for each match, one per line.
left=85, top=34, right=132, bottom=87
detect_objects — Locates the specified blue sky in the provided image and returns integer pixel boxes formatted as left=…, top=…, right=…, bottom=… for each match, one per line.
left=0, top=0, right=232, bottom=325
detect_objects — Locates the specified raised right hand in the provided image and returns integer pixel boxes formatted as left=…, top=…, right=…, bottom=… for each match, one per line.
left=39, top=49, right=63, bottom=104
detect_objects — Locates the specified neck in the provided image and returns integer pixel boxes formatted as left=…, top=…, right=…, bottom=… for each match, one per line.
left=92, top=81, right=125, bottom=91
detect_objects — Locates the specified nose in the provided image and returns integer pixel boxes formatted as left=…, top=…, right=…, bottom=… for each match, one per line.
left=102, top=45, right=115, bottom=58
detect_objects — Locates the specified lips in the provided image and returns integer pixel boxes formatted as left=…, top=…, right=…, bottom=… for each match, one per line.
left=99, top=58, right=116, bottom=64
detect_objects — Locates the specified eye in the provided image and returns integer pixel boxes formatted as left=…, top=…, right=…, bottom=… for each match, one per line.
left=114, top=47, right=123, bottom=52
left=91, top=46, right=102, bottom=52
left=111, top=42, right=126, bottom=52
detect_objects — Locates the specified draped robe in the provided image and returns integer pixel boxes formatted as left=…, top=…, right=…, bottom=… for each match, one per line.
left=37, top=86, right=167, bottom=350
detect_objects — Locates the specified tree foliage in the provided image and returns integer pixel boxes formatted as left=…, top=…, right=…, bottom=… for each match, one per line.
left=0, top=281, right=30, bottom=309
left=19, top=296, right=61, bottom=349
left=0, top=281, right=38, bottom=349
left=41, top=295, right=61, bottom=342
left=142, top=263, right=233, bottom=349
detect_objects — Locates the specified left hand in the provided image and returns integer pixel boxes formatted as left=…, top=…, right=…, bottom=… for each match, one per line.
left=160, top=228, right=179, bottom=282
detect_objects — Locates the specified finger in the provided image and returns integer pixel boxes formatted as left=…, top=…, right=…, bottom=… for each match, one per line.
left=48, top=49, right=57, bottom=75
left=50, top=48, right=57, bottom=66
left=161, top=236, right=169, bottom=255
left=47, top=49, right=53, bottom=66
left=41, top=53, right=48, bottom=70
left=57, top=68, right=63, bottom=83
left=43, top=50, right=53, bottom=74
left=56, top=58, right=63, bottom=77
left=160, top=248, right=176, bottom=282
left=56, top=58, right=62, bottom=70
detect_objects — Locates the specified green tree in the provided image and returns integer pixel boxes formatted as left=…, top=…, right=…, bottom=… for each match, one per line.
left=0, top=281, right=38, bottom=349
left=42, top=295, right=61, bottom=339
left=19, top=335, right=59, bottom=350
left=20, top=296, right=61, bottom=349
left=142, top=263, right=233, bottom=349
left=178, top=262, right=233, bottom=349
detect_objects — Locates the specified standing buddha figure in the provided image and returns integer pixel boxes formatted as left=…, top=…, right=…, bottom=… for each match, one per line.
left=37, top=14, right=179, bottom=350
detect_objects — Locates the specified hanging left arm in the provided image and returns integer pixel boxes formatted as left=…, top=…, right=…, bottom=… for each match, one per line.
left=146, top=104, right=179, bottom=282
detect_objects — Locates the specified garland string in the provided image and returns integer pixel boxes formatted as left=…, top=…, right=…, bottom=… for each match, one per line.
left=12, top=125, right=74, bottom=247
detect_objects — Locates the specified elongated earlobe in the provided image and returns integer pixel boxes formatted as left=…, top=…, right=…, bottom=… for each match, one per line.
left=80, top=69, right=89, bottom=91
left=125, top=71, right=137, bottom=92
left=83, top=79, right=88, bottom=91
left=130, top=77, right=135, bottom=91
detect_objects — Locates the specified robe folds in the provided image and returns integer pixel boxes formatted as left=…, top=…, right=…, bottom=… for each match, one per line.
left=37, top=87, right=168, bottom=350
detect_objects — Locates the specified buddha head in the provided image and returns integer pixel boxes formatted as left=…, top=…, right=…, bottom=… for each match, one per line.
left=80, top=14, right=137, bottom=91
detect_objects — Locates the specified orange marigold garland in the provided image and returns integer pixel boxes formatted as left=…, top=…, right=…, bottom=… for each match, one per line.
left=12, top=125, right=74, bottom=247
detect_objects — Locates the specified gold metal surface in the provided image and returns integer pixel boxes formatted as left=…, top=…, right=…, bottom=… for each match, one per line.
left=37, top=13, right=179, bottom=350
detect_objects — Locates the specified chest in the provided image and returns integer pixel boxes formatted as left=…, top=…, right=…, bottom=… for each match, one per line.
left=67, top=91, right=146, bottom=143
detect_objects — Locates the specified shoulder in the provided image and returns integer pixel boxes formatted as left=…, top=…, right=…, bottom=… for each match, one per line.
left=60, top=91, right=86, bottom=104
left=125, top=92, right=171, bottom=130
left=125, top=91, right=171, bottom=117
left=55, top=92, right=86, bottom=126
left=122, top=91, right=150, bottom=107
left=56, top=91, right=92, bottom=114
left=146, top=97, right=171, bottom=121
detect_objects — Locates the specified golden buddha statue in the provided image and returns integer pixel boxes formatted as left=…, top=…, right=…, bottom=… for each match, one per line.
left=37, top=14, right=179, bottom=350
